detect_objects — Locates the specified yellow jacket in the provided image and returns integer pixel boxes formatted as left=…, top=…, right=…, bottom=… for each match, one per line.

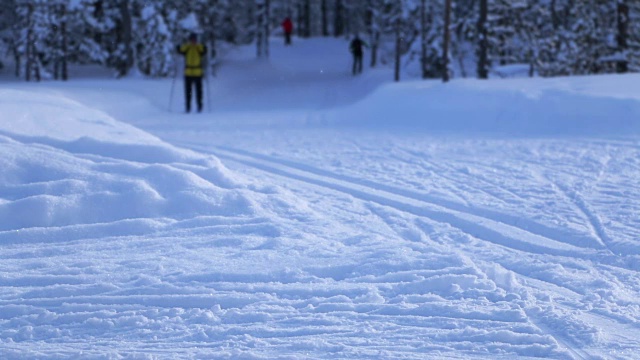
left=178, top=43, right=206, bottom=77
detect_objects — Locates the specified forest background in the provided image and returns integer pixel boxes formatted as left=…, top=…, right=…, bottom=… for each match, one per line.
left=0, top=0, right=639, bottom=82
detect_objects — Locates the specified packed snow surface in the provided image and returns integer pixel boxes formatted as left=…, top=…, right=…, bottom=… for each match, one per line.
left=1, top=38, right=640, bottom=359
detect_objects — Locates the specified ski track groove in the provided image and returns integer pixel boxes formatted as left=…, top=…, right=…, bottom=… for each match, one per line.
left=397, top=149, right=529, bottom=205
left=386, top=152, right=478, bottom=206
left=171, top=142, right=638, bottom=359
left=330, top=202, right=580, bottom=360
left=523, top=310, right=591, bottom=360
left=222, top=146, right=601, bottom=252
left=195, top=144, right=600, bottom=257
left=366, top=199, right=588, bottom=360
left=540, top=172, right=616, bottom=257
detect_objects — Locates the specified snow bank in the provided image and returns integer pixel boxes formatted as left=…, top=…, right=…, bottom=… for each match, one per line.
left=0, top=89, right=160, bottom=145
left=330, top=75, right=640, bottom=136
left=0, top=89, right=248, bottom=233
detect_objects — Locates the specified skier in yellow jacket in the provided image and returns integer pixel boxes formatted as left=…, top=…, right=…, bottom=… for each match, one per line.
left=177, top=33, right=207, bottom=113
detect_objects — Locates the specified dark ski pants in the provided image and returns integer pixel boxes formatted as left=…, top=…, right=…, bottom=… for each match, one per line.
left=285, top=32, right=292, bottom=45
left=352, top=54, right=363, bottom=75
left=184, top=76, right=203, bottom=112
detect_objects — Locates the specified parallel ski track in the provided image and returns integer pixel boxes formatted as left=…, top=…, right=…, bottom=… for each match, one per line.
left=367, top=199, right=592, bottom=360
left=524, top=313, right=592, bottom=360
left=547, top=177, right=615, bottom=256
left=186, top=143, right=602, bottom=259
left=183, top=143, right=636, bottom=275
left=394, top=149, right=529, bottom=205
left=175, top=144, right=632, bottom=358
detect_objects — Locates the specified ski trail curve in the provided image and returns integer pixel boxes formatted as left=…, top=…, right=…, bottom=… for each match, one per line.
left=364, top=197, right=593, bottom=360
left=179, top=143, right=598, bottom=259
left=215, top=146, right=608, bottom=251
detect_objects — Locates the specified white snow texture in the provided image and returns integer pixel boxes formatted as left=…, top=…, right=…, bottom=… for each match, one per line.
left=1, top=38, right=639, bottom=359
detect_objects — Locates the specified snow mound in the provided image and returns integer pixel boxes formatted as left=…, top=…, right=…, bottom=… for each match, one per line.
left=0, top=88, right=160, bottom=144
left=0, top=89, right=250, bottom=235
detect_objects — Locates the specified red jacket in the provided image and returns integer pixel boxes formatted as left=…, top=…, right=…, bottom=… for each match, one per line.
left=282, top=18, right=293, bottom=33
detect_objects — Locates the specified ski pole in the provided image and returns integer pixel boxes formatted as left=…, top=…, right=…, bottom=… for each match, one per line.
left=205, top=72, right=212, bottom=113
left=203, top=49, right=213, bottom=113
left=169, top=55, right=179, bottom=112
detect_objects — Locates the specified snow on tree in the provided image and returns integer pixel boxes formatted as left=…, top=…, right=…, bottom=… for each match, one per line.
left=136, top=3, right=172, bottom=77
left=255, top=0, right=271, bottom=58
left=627, top=1, right=640, bottom=72
left=1, top=0, right=639, bottom=80
left=13, top=0, right=52, bottom=81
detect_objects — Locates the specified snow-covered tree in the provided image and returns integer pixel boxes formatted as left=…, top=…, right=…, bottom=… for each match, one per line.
left=51, top=0, right=106, bottom=80
left=96, top=0, right=134, bottom=77
left=0, top=0, right=21, bottom=76
left=402, top=0, right=446, bottom=79
left=13, top=0, right=52, bottom=81
left=2, top=0, right=639, bottom=80
left=136, top=3, right=172, bottom=77
left=256, top=0, right=271, bottom=58
left=626, top=1, right=640, bottom=72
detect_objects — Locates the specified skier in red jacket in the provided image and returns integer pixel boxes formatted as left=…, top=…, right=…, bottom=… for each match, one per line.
left=282, top=17, right=293, bottom=45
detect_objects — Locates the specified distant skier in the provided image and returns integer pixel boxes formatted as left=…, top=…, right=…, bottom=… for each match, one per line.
left=282, top=17, right=293, bottom=45
left=349, top=34, right=367, bottom=75
left=176, top=33, right=207, bottom=113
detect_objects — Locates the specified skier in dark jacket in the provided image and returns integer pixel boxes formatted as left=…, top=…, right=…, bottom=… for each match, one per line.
left=349, top=34, right=367, bottom=75
left=177, top=33, right=207, bottom=113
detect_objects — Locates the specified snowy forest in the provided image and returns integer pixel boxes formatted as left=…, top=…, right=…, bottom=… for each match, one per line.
left=0, top=0, right=639, bottom=82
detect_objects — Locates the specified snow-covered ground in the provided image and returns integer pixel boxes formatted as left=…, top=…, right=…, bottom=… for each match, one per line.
left=1, top=38, right=640, bottom=359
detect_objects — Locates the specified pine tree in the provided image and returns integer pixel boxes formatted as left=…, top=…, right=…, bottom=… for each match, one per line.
left=1, top=0, right=638, bottom=81
left=443, top=0, right=452, bottom=81
left=256, top=0, right=271, bottom=58
left=97, top=0, right=134, bottom=77
left=15, top=0, right=51, bottom=81
left=515, top=1, right=555, bottom=77
left=616, top=0, right=629, bottom=73
left=0, top=0, right=21, bottom=77
left=477, top=0, right=489, bottom=78
left=136, top=3, right=172, bottom=77
left=365, top=0, right=383, bottom=68
left=334, top=0, right=346, bottom=37
left=196, top=0, right=229, bottom=71
left=627, top=1, right=640, bottom=72
left=59, top=1, right=106, bottom=79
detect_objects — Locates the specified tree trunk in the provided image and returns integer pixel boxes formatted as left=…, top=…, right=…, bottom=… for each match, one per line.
left=93, top=0, right=104, bottom=44
left=370, top=31, right=379, bottom=68
left=265, top=0, right=270, bottom=57
left=321, top=0, right=329, bottom=36
left=443, top=0, right=452, bottom=82
left=256, top=1, right=264, bottom=57
left=617, top=1, right=628, bottom=73
left=33, top=53, right=41, bottom=81
left=477, top=0, right=488, bottom=79
left=420, top=0, right=428, bottom=78
left=394, top=19, right=401, bottom=82
left=296, top=2, right=303, bottom=37
left=61, top=4, right=68, bottom=81
left=366, top=1, right=378, bottom=67
left=119, top=0, right=133, bottom=77
left=53, top=8, right=60, bottom=81
left=13, top=44, right=20, bottom=78
left=25, top=3, right=34, bottom=82
left=334, top=0, right=345, bottom=37
left=550, top=0, right=559, bottom=30
left=303, top=0, right=311, bottom=37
